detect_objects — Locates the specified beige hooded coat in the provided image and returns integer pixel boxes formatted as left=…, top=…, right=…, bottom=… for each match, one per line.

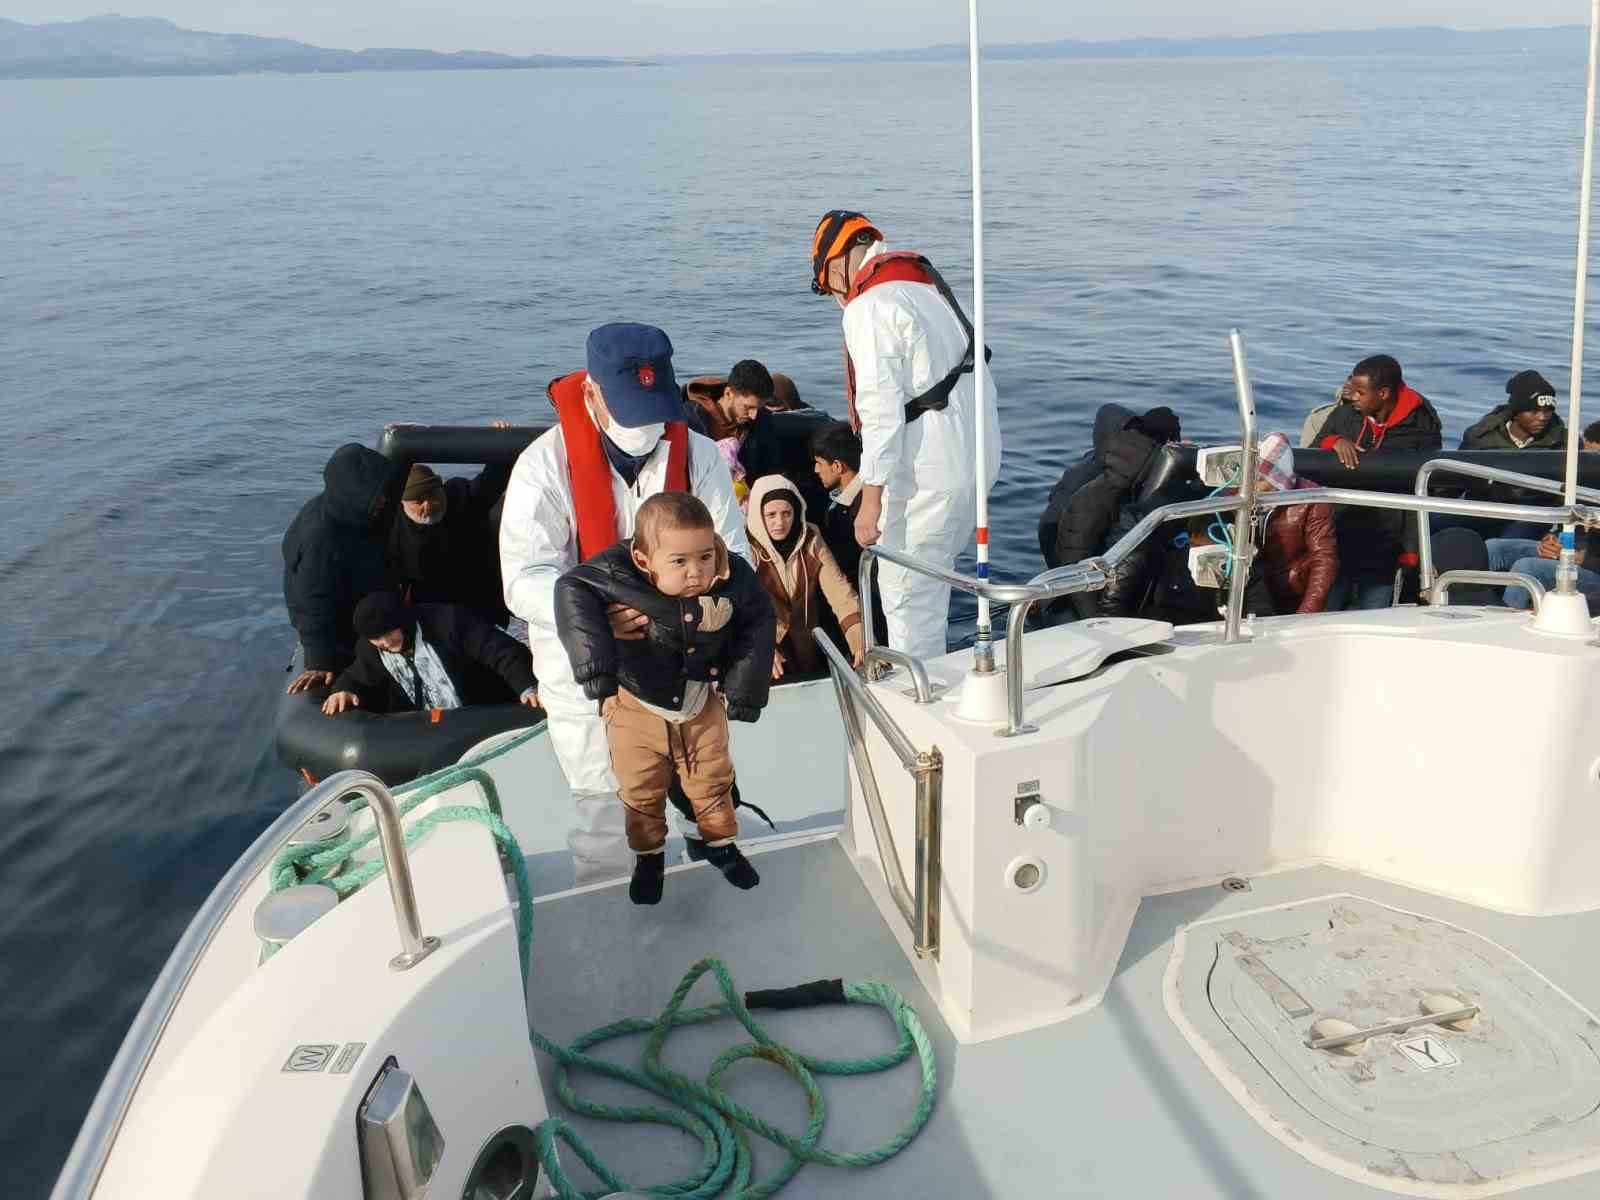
left=745, top=475, right=864, bottom=675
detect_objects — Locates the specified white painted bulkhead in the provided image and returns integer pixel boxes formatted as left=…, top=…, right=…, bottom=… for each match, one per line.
left=842, top=608, right=1600, bottom=1043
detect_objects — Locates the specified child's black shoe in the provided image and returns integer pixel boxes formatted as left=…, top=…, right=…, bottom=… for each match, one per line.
left=682, top=836, right=710, bottom=862
left=630, top=853, right=665, bottom=905
left=704, top=842, right=760, bottom=890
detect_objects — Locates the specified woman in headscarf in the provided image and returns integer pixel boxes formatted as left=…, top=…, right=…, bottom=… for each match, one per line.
left=1255, top=432, right=1339, bottom=614
left=745, top=475, right=866, bottom=680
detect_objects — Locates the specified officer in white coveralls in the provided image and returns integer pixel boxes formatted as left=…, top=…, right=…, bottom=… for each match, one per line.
left=500, top=323, right=748, bottom=883
left=809, top=210, right=1002, bottom=662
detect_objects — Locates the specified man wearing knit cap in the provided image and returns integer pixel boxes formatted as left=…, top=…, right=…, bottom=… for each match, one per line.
left=500, top=322, right=748, bottom=884
left=1460, top=370, right=1566, bottom=452
left=322, top=592, right=538, bottom=716
left=390, top=457, right=512, bottom=626
left=1457, top=369, right=1568, bottom=538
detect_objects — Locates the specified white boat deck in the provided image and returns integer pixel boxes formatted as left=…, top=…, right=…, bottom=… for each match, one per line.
left=526, top=837, right=1600, bottom=1197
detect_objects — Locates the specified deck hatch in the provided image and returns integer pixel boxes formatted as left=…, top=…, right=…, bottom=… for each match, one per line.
left=1168, top=895, right=1600, bottom=1195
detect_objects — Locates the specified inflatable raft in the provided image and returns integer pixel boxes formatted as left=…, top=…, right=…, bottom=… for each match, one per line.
left=276, top=408, right=835, bottom=784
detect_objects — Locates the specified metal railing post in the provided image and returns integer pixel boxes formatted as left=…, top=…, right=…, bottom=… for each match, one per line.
left=1225, top=330, right=1259, bottom=644
left=1001, top=598, right=1039, bottom=736
left=912, top=748, right=943, bottom=959
left=336, top=772, right=442, bottom=970
left=814, top=630, right=940, bottom=959
left=859, top=549, right=880, bottom=658
left=1431, top=569, right=1548, bottom=610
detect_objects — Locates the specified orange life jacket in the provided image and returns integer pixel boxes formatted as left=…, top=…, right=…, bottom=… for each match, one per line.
left=841, top=251, right=989, bottom=432
left=547, top=371, right=689, bottom=561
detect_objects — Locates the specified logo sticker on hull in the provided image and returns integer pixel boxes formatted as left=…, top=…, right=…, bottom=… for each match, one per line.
left=282, top=1043, right=336, bottom=1073
left=1395, top=1034, right=1461, bottom=1071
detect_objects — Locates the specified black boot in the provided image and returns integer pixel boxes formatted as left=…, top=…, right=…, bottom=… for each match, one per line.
left=682, top=836, right=710, bottom=862
left=704, top=842, right=760, bottom=890
left=629, top=853, right=665, bottom=905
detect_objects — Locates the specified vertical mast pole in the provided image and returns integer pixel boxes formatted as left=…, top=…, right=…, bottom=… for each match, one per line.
left=968, top=0, right=994, bottom=670
left=1560, top=0, right=1600, bottom=592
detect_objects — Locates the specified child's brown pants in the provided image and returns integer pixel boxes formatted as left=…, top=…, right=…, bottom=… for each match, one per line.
left=606, top=687, right=738, bottom=852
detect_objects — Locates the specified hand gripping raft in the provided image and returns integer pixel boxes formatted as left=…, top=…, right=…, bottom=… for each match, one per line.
left=267, top=729, right=939, bottom=1198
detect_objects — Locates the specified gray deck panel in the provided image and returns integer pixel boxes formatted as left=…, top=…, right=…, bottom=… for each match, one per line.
left=526, top=839, right=1600, bottom=1197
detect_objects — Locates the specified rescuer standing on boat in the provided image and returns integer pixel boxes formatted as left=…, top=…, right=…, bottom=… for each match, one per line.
left=500, top=323, right=749, bottom=883
left=810, top=210, right=1001, bottom=661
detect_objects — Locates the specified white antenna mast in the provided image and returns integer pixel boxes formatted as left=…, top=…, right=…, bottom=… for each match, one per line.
left=968, top=0, right=994, bottom=670
left=1561, top=0, right=1600, bottom=574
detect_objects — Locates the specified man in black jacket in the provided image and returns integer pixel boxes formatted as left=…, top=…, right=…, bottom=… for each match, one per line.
left=322, top=592, right=538, bottom=715
left=1041, top=404, right=1181, bottom=570
left=1455, top=370, right=1568, bottom=539
left=1312, top=354, right=1443, bottom=609
left=390, top=462, right=512, bottom=625
left=554, top=493, right=774, bottom=903
left=283, top=444, right=405, bottom=694
left=810, top=420, right=887, bottom=643
left=681, top=359, right=787, bottom=486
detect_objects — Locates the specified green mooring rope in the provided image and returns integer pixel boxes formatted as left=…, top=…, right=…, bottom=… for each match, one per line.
left=268, top=726, right=938, bottom=1198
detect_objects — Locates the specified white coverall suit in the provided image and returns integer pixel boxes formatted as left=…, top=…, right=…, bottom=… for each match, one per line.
left=845, top=241, right=1002, bottom=662
left=500, top=410, right=750, bottom=883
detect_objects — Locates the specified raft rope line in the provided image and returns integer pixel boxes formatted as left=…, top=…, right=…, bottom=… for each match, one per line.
left=267, top=727, right=938, bottom=1198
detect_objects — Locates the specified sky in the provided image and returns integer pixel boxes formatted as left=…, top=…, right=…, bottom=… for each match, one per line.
left=0, top=1, right=1589, bottom=57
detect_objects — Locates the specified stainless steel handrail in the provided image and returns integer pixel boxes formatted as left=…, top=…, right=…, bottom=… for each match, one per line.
left=52, top=770, right=439, bottom=1200
left=814, top=629, right=942, bottom=958
left=1415, top=458, right=1600, bottom=588
left=1090, top=497, right=1247, bottom=575
left=1430, top=569, right=1547, bottom=610
left=856, top=477, right=1600, bottom=739
left=864, top=645, right=937, bottom=703
left=1002, top=562, right=1109, bottom=737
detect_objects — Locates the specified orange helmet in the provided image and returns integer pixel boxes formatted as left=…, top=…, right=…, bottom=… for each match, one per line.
left=810, top=210, right=881, bottom=295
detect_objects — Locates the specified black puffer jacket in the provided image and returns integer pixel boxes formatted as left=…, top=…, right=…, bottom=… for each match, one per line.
left=1054, top=424, right=1166, bottom=618
left=282, top=445, right=405, bottom=672
left=389, top=465, right=511, bottom=624
left=554, top=538, right=775, bottom=720
left=1038, top=403, right=1138, bottom=564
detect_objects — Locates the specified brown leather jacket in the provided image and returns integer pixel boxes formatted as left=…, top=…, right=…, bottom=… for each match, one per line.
left=1259, top=482, right=1338, bottom=614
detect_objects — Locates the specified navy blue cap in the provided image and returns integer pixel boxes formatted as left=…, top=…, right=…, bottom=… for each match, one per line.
left=585, top=322, right=682, bottom=428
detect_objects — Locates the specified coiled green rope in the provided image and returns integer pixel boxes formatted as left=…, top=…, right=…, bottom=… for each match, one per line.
left=268, top=726, right=937, bottom=1197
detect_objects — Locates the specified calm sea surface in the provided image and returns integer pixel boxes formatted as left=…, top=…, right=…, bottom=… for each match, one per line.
left=6, top=48, right=1598, bottom=1192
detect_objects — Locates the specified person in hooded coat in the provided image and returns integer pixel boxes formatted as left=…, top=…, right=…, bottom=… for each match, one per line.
left=1050, top=406, right=1182, bottom=618
left=322, top=592, right=538, bottom=715
left=389, top=462, right=512, bottom=626
left=746, top=475, right=866, bottom=680
left=1038, top=403, right=1177, bottom=565
left=283, top=443, right=405, bottom=693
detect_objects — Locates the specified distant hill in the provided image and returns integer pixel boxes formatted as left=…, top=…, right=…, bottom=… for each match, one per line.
left=3, top=18, right=1584, bottom=81
left=0, top=14, right=624, bottom=80
left=674, top=25, right=1586, bottom=65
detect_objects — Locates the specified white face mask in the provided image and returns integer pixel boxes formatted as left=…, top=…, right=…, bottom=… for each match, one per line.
left=587, top=395, right=664, bottom=457
left=605, top=419, right=665, bottom=457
